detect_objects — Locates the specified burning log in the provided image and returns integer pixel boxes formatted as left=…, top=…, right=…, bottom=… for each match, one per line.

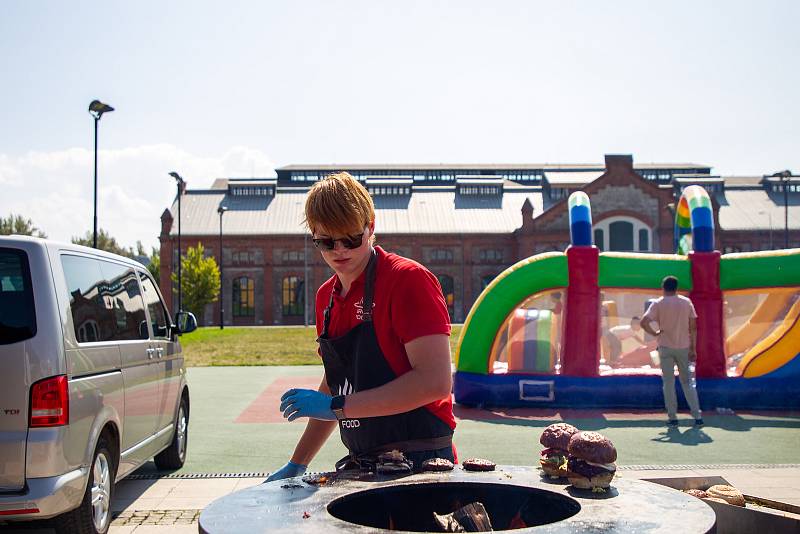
left=433, top=502, right=493, bottom=532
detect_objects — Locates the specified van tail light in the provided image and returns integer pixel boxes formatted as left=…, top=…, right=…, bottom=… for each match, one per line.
left=29, top=375, right=69, bottom=427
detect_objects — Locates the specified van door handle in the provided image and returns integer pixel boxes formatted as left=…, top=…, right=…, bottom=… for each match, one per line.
left=146, top=348, right=155, bottom=359
left=156, top=347, right=164, bottom=358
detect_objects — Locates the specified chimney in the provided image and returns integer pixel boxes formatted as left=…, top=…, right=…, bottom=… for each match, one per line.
left=160, top=208, right=173, bottom=237
left=604, top=154, right=634, bottom=172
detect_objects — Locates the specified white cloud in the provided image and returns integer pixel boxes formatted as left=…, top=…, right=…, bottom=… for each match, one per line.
left=1, top=145, right=275, bottom=251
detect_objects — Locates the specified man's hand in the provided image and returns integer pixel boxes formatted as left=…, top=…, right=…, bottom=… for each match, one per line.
left=280, top=389, right=336, bottom=421
left=264, top=461, right=306, bottom=483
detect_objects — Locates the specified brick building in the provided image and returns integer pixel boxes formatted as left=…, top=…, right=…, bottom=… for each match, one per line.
left=159, top=154, right=800, bottom=326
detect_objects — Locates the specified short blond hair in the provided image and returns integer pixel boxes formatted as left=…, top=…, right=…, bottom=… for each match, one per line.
left=304, top=172, right=375, bottom=236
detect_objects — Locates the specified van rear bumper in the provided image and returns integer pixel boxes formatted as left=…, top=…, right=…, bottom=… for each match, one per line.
left=0, top=467, right=88, bottom=521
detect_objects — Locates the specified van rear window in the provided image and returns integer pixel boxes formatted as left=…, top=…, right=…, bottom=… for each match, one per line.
left=0, top=248, right=37, bottom=345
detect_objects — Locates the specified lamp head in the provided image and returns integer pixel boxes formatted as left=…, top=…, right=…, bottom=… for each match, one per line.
left=217, top=206, right=228, bottom=215
left=169, top=171, right=184, bottom=184
left=88, top=100, right=115, bottom=119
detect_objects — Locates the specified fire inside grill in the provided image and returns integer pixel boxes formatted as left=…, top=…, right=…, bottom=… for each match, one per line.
left=328, top=482, right=579, bottom=531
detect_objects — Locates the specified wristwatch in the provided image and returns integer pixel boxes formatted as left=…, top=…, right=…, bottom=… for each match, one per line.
left=330, top=395, right=346, bottom=420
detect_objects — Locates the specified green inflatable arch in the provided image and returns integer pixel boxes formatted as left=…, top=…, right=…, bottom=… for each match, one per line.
left=455, top=252, right=567, bottom=374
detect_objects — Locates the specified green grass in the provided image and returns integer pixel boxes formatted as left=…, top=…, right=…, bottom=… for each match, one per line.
left=180, top=324, right=463, bottom=366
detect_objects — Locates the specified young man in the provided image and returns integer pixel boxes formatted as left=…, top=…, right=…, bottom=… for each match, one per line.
left=640, top=276, right=704, bottom=427
left=267, top=172, right=455, bottom=481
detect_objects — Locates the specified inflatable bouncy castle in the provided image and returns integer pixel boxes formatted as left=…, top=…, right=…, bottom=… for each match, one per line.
left=454, top=186, right=800, bottom=409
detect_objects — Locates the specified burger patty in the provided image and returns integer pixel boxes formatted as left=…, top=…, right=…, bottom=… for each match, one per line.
left=567, top=458, right=615, bottom=478
left=421, top=458, right=454, bottom=472
left=463, top=458, right=496, bottom=471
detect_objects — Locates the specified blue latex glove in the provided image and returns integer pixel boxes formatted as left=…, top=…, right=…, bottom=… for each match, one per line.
left=264, top=461, right=307, bottom=483
left=280, top=388, right=336, bottom=421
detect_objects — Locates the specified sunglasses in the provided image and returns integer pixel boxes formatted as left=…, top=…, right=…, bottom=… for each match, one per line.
left=312, top=232, right=365, bottom=251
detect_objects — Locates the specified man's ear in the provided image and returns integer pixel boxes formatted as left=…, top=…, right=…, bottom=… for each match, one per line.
left=369, top=220, right=375, bottom=234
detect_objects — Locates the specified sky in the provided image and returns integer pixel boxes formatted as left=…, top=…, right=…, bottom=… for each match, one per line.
left=1, top=1, right=798, bottom=251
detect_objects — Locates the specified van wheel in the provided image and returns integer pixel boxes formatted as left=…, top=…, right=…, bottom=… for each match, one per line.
left=53, top=437, right=115, bottom=534
left=155, top=395, right=188, bottom=470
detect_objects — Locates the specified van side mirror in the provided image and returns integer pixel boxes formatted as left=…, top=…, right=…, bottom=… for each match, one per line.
left=175, top=311, right=198, bottom=335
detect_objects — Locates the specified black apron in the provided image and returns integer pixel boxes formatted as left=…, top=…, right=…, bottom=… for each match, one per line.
left=317, top=250, right=453, bottom=460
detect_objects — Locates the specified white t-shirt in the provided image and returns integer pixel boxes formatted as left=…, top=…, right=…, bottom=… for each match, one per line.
left=642, top=295, right=697, bottom=349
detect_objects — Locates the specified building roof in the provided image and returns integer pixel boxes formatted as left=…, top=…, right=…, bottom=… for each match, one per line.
left=170, top=188, right=543, bottom=237
left=276, top=162, right=711, bottom=172
left=544, top=171, right=605, bottom=186
left=717, top=188, right=800, bottom=231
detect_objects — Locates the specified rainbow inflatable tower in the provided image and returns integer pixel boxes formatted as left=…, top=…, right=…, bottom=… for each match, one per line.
left=454, top=186, right=800, bottom=409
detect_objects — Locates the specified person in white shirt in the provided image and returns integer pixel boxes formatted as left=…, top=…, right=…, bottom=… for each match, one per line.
left=640, top=276, right=703, bottom=427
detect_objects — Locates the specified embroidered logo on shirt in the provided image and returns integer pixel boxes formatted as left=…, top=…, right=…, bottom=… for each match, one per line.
left=354, top=298, right=376, bottom=321
left=336, top=378, right=354, bottom=397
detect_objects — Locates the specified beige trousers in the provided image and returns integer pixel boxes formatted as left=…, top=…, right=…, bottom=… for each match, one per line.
left=658, top=346, right=702, bottom=420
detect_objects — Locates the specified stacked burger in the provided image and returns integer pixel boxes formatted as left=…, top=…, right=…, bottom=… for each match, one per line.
left=539, top=423, right=579, bottom=478
left=566, top=431, right=617, bottom=491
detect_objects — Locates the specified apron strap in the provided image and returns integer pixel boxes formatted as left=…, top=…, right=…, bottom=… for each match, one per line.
left=361, top=248, right=378, bottom=322
left=320, top=248, right=378, bottom=337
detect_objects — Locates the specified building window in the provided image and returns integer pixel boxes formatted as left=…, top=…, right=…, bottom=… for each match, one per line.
left=480, top=274, right=496, bottom=292
left=232, top=277, right=255, bottom=317
left=479, top=249, right=503, bottom=262
left=594, top=217, right=651, bottom=252
left=638, top=229, right=649, bottom=251
left=609, top=221, right=634, bottom=251
left=437, top=274, right=454, bottom=318
left=232, top=251, right=255, bottom=264
left=282, top=250, right=305, bottom=262
left=282, top=276, right=304, bottom=316
left=430, top=249, right=453, bottom=262
left=594, top=229, right=604, bottom=251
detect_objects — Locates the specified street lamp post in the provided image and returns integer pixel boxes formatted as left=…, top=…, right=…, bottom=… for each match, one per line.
left=88, top=100, right=115, bottom=249
left=169, top=172, right=185, bottom=311
left=779, top=170, right=791, bottom=249
left=303, top=233, right=309, bottom=327
left=217, top=206, right=228, bottom=330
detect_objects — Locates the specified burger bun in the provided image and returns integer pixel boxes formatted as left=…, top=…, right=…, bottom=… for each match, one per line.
left=540, top=423, right=580, bottom=450
left=567, top=471, right=615, bottom=490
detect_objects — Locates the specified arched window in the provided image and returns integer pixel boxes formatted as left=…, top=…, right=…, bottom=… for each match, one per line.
left=233, top=277, right=255, bottom=317
left=594, top=217, right=652, bottom=252
left=594, top=229, right=604, bottom=251
left=282, top=276, right=305, bottom=316
left=480, top=274, right=496, bottom=290
left=638, top=229, right=649, bottom=251
left=437, top=274, right=455, bottom=318
left=609, top=221, right=634, bottom=251
left=78, top=320, right=99, bottom=343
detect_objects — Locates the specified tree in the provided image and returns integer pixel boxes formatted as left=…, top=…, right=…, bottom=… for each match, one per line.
left=0, top=214, right=47, bottom=237
left=147, top=247, right=160, bottom=282
left=172, top=244, right=219, bottom=320
left=71, top=229, right=134, bottom=257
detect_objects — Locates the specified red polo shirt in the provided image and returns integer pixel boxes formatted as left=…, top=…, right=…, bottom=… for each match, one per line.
left=315, top=246, right=455, bottom=430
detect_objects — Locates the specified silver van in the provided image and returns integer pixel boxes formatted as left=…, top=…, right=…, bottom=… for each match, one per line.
left=0, top=236, right=197, bottom=533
